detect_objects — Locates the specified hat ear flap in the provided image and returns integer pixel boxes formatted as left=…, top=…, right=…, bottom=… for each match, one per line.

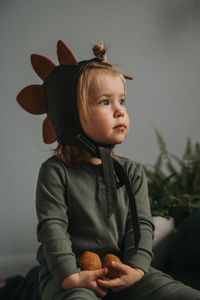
left=16, top=85, right=46, bottom=115
left=42, top=116, right=57, bottom=144
left=31, top=54, right=56, bottom=81
left=57, top=40, right=78, bottom=66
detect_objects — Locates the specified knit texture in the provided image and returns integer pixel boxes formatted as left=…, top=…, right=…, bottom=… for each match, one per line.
left=36, top=155, right=154, bottom=286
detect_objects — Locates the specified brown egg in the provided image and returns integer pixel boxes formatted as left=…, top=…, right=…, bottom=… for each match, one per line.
left=79, top=251, right=102, bottom=271
left=102, top=254, right=122, bottom=279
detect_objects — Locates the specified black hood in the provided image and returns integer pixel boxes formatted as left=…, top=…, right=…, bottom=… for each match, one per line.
left=43, top=59, right=93, bottom=146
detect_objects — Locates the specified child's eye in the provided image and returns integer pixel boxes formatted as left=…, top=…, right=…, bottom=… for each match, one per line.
left=100, top=99, right=109, bottom=105
left=119, top=99, right=126, bottom=105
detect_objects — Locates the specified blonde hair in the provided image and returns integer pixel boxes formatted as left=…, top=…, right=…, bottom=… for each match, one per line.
left=54, top=43, right=125, bottom=166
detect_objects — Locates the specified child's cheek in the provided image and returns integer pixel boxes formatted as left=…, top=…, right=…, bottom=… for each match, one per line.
left=126, top=116, right=130, bottom=132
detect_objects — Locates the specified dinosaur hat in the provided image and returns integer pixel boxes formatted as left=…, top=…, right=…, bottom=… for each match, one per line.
left=17, top=40, right=133, bottom=146
left=17, top=40, right=141, bottom=249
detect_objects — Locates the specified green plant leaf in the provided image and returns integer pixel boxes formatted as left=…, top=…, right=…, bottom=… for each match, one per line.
left=146, top=130, right=200, bottom=227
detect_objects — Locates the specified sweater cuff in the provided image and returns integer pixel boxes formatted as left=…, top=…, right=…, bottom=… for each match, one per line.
left=123, top=252, right=152, bottom=274
left=51, top=261, right=81, bottom=285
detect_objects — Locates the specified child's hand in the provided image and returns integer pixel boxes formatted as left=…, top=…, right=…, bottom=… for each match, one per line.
left=96, top=261, right=145, bottom=292
left=61, top=268, right=109, bottom=297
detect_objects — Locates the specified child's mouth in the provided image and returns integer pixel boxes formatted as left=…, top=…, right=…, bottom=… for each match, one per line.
left=114, top=124, right=126, bottom=129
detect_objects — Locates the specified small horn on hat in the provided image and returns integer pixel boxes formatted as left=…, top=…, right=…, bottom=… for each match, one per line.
left=16, top=84, right=46, bottom=115
left=123, top=74, right=133, bottom=80
left=31, top=54, right=56, bottom=81
left=42, top=116, right=57, bottom=144
left=57, top=40, right=78, bottom=66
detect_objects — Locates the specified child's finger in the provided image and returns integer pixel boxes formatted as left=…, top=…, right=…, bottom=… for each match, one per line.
left=95, top=286, right=109, bottom=298
left=100, top=286, right=109, bottom=293
left=100, top=276, right=110, bottom=281
left=110, top=261, right=128, bottom=273
left=93, top=268, right=108, bottom=279
left=97, top=277, right=122, bottom=288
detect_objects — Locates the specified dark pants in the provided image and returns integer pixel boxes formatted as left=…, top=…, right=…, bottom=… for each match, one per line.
left=39, top=266, right=200, bottom=300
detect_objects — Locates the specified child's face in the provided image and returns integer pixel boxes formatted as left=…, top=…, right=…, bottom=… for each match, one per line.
left=79, top=71, right=130, bottom=145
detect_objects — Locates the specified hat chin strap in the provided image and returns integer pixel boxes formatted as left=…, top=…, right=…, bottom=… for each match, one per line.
left=72, top=133, right=115, bottom=158
left=73, top=133, right=141, bottom=250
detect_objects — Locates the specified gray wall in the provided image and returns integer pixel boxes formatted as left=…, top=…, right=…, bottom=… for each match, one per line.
left=1, top=0, right=200, bottom=277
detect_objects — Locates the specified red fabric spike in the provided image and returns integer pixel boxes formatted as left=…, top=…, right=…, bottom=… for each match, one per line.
left=31, top=54, right=56, bottom=81
left=123, top=74, right=134, bottom=80
left=57, top=40, right=78, bottom=66
left=17, top=85, right=46, bottom=115
left=42, top=117, right=57, bottom=144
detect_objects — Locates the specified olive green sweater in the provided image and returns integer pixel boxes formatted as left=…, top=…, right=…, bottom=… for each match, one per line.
left=36, top=155, right=154, bottom=285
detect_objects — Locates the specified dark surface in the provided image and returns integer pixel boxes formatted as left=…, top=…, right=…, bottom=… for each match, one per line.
left=165, top=210, right=200, bottom=290
left=0, top=266, right=41, bottom=300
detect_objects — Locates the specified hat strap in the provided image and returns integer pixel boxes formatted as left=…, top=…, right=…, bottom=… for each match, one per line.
left=98, top=147, right=118, bottom=217
left=113, top=159, right=141, bottom=249
left=72, top=134, right=141, bottom=250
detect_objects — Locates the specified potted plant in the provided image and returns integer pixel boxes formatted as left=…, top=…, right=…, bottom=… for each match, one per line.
left=144, top=129, right=200, bottom=269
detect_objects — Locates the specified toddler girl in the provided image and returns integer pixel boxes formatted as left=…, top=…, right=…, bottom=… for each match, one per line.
left=17, top=40, right=200, bottom=300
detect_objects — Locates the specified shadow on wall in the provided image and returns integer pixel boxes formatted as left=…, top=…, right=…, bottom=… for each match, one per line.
left=156, top=0, right=200, bottom=39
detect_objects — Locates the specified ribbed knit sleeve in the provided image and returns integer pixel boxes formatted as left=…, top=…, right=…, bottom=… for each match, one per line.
left=36, top=159, right=80, bottom=285
left=122, top=163, right=154, bottom=274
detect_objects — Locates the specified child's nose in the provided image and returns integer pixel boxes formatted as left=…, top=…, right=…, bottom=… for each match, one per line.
left=113, top=108, right=124, bottom=118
